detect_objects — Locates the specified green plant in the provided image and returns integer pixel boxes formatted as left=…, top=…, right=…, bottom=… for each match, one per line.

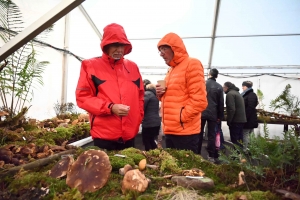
left=269, top=84, right=300, bottom=116
left=0, top=0, right=51, bottom=118
left=219, top=123, right=300, bottom=193
left=257, top=89, right=265, bottom=110
left=53, top=101, right=78, bottom=116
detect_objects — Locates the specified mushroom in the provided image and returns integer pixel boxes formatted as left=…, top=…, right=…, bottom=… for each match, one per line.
left=0, top=110, right=9, bottom=121
left=50, top=145, right=66, bottom=152
left=0, top=148, right=13, bottom=163
left=66, top=149, right=112, bottom=194
left=28, top=118, right=37, bottom=125
left=119, top=164, right=133, bottom=175
left=72, top=119, right=79, bottom=125
left=121, top=169, right=149, bottom=194
left=0, top=160, right=5, bottom=168
left=78, top=113, right=89, bottom=122
left=37, top=152, right=48, bottom=159
left=139, top=159, right=147, bottom=171
left=20, top=146, right=33, bottom=155
left=238, top=171, right=245, bottom=186
left=49, top=155, right=74, bottom=178
left=64, top=119, right=70, bottom=123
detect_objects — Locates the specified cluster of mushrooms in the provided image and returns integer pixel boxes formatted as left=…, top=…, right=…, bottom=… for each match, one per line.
left=49, top=150, right=151, bottom=194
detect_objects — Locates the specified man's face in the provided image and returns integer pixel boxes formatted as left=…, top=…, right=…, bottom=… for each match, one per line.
left=107, top=43, right=126, bottom=60
left=158, top=45, right=174, bottom=65
left=223, top=85, right=228, bottom=93
left=242, top=85, right=248, bottom=91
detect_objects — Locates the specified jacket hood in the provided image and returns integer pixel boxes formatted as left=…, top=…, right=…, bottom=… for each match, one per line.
left=157, top=32, right=189, bottom=67
left=100, top=23, right=132, bottom=55
left=146, top=88, right=156, bottom=95
left=225, top=84, right=240, bottom=94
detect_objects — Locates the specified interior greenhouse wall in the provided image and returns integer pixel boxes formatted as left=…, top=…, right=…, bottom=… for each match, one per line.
left=1, top=0, right=300, bottom=140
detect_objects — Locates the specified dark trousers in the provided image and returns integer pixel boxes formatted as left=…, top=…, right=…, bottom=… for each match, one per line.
left=94, top=137, right=135, bottom=151
left=165, top=134, right=199, bottom=154
left=198, top=119, right=217, bottom=157
left=142, top=126, right=160, bottom=151
left=229, top=122, right=244, bottom=149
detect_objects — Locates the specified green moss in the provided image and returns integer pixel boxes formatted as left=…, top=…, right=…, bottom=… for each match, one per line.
left=70, top=123, right=90, bottom=140
left=119, top=147, right=146, bottom=164
left=52, top=188, right=83, bottom=200
left=35, top=138, right=55, bottom=146
left=109, top=155, right=135, bottom=170
left=54, top=127, right=73, bottom=140
left=8, top=171, right=53, bottom=193
left=226, top=191, right=280, bottom=200
left=84, top=146, right=101, bottom=150
left=22, top=124, right=38, bottom=131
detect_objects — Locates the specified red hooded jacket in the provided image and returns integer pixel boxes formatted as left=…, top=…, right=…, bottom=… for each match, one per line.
left=76, top=23, right=144, bottom=142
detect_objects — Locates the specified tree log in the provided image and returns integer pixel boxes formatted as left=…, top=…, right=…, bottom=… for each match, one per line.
left=0, top=149, right=75, bottom=177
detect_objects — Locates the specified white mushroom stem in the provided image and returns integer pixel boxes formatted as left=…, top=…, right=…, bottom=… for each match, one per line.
left=238, top=171, right=245, bottom=185
left=146, top=164, right=158, bottom=170
left=119, top=168, right=125, bottom=175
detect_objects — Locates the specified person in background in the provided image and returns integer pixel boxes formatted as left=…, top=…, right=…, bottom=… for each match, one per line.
left=241, top=81, right=258, bottom=152
left=223, top=82, right=246, bottom=149
left=155, top=32, right=208, bottom=154
left=76, top=23, right=144, bottom=151
left=198, top=68, right=224, bottom=163
left=143, top=79, right=151, bottom=90
left=142, top=84, right=161, bottom=151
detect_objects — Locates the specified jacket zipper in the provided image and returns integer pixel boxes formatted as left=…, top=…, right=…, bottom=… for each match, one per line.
left=90, top=115, right=96, bottom=130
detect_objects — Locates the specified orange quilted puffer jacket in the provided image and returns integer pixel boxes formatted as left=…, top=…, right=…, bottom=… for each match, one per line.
left=157, top=33, right=207, bottom=135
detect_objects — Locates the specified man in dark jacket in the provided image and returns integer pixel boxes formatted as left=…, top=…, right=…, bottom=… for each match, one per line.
left=223, top=82, right=246, bottom=148
left=241, top=81, right=258, bottom=152
left=198, top=69, right=224, bottom=162
left=76, top=23, right=144, bottom=150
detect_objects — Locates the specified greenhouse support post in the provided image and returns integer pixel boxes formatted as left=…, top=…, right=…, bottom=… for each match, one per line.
left=61, top=14, right=70, bottom=105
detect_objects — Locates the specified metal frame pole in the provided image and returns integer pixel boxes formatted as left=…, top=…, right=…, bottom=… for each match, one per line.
left=61, top=14, right=70, bottom=105
left=207, top=0, right=221, bottom=74
left=0, top=0, right=85, bottom=61
left=78, top=5, right=103, bottom=40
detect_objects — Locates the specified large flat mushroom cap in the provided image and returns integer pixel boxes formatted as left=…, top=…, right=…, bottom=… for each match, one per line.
left=66, top=149, right=112, bottom=193
left=49, top=155, right=74, bottom=178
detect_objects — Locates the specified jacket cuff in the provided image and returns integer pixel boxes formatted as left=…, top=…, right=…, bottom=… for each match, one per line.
left=105, top=102, right=114, bottom=114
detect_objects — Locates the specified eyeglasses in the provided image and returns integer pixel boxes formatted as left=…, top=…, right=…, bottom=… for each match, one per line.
left=158, top=46, right=169, bottom=54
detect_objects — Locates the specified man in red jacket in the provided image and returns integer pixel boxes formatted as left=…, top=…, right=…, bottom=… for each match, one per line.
left=76, top=23, right=144, bottom=150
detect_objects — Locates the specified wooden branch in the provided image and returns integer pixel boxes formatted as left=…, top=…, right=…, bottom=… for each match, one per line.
left=275, top=189, right=300, bottom=200
left=0, top=149, right=76, bottom=177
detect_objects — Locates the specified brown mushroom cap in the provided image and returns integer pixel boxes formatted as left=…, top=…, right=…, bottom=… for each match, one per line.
left=49, top=155, right=74, bottom=178
left=20, top=147, right=33, bottom=155
left=0, top=111, right=9, bottom=117
left=121, top=169, right=149, bottom=194
left=138, top=159, right=147, bottom=171
left=0, top=148, right=13, bottom=163
left=66, top=150, right=112, bottom=194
